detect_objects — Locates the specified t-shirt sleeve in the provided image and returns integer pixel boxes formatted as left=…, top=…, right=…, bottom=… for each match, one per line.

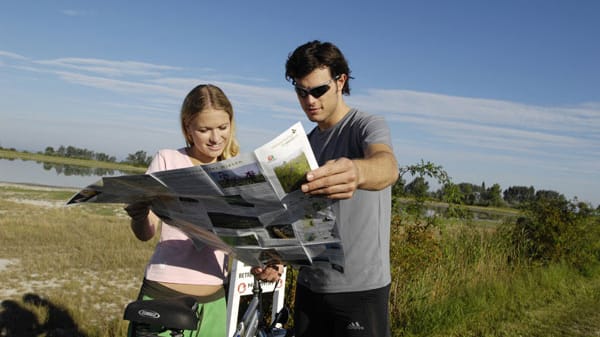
left=146, top=151, right=167, bottom=174
left=361, top=114, right=393, bottom=152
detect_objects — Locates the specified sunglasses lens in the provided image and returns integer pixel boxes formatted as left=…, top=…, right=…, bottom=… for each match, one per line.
left=295, top=87, right=309, bottom=98
left=294, top=79, right=334, bottom=98
left=310, top=85, right=330, bottom=98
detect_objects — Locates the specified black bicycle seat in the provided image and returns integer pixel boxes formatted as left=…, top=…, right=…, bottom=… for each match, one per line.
left=123, top=296, right=199, bottom=330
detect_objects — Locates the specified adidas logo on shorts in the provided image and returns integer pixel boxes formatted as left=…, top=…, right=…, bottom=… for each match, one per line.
left=346, top=321, right=365, bottom=330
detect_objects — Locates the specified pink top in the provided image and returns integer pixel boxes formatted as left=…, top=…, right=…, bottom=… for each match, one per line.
left=144, top=148, right=228, bottom=285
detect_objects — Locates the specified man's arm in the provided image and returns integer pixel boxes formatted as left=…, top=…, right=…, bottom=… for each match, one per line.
left=301, top=143, right=398, bottom=200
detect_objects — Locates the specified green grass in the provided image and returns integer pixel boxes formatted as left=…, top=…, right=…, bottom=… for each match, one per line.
left=401, top=263, right=600, bottom=336
left=1, top=184, right=599, bottom=337
left=388, top=218, right=600, bottom=337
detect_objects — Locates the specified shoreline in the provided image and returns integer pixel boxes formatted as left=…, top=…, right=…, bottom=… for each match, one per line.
left=0, top=181, right=79, bottom=192
left=0, top=182, right=79, bottom=208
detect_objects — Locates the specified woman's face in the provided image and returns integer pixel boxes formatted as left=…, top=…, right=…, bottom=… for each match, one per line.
left=186, top=108, right=231, bottom=164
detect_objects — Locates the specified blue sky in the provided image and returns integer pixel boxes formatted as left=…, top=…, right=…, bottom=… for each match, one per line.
left=1, top=1, right=599, bottom=206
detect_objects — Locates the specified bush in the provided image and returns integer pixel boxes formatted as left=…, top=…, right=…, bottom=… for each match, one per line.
left=504, top=195, right=600, bottom=274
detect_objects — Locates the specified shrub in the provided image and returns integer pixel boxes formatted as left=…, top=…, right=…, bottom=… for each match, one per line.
left=504, top=195, right=600, bottom=274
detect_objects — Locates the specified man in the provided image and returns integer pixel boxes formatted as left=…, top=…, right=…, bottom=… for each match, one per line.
left=282, top=40, right=398, bottom=337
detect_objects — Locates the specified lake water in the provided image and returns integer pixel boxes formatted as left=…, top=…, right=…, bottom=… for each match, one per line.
left=0, top=158, right=136, bottom=189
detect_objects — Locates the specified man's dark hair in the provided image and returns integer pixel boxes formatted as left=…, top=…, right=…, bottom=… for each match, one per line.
left=285, top=40, right=352, bottom=95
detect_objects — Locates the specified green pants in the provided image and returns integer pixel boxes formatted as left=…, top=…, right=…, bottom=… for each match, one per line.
left=127, top=279, right=226, bottom=337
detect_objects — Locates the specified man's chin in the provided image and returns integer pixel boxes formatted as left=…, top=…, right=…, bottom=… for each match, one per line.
left=305, top=113, right=321, bottom=123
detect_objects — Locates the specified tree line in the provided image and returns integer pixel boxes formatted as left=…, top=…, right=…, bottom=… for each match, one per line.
left=0, top=144, right=152, bottom=168
left=41, top=145, right=153, bottom=167
left=393, top=160, right=599, bottom=212
left=2, top=144, right=597, bottom=211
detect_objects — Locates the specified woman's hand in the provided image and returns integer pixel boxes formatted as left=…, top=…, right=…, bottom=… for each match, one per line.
left=124, top=201, right=156, bottom=241
left=124, top=201, right=150, bottom=221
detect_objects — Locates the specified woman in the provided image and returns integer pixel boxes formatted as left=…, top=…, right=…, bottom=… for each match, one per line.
left=125, top=84, right=240, bottom=337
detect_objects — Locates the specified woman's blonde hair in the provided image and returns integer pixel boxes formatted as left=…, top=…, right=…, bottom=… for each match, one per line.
left=180, top=84, right=240, bottom=160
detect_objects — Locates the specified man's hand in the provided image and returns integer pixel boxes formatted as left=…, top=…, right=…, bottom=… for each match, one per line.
left=301, top=144, right=398, bottom=199
left=250, top=264, right=284, bottom=283
left=301, top=157, right=359, bottom=200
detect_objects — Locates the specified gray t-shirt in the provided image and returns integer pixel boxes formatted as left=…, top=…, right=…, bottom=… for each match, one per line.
left=298, top=108, right=393, bottom=293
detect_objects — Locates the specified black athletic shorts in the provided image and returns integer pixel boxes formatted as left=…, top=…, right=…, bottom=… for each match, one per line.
left=293, top=283, right=391, bottom=337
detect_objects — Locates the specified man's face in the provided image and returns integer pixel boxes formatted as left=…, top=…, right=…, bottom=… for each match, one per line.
left=293, top=67, right=344, bottom=129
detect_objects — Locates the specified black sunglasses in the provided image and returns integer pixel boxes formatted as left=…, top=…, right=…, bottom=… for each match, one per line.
left=294, top=76, right=340, bottom=98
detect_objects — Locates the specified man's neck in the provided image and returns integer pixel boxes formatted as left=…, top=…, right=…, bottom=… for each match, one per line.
left=318, top=102, right=351, bottom=130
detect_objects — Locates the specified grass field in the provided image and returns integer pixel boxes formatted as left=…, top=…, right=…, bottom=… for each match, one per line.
left=1, top=183, right=599, bottom=337
left=0, top=183, right=155, bottom=336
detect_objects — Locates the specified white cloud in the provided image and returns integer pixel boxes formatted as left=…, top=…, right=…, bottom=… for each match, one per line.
left=354, top=89, right=600, bottom=133
left=36, top=58, right=182, bottom=77
left=350, top=89, right=600, bottom=162
left=0, top=50, right=28, bottom=60
left=60, top=9, right=88, bottom=17
left=51, top=70, right=181, bottom=98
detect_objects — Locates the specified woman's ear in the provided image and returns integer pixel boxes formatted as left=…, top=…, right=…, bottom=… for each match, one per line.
left=184, top=124, right=192, bottom=145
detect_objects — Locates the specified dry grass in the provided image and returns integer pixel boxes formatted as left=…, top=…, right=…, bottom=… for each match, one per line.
left=0, top=183, right=157, bottom=337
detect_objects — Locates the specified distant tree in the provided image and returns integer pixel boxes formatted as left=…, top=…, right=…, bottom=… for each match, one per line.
left=484, top=183, right=503, bottom=207
left=393, top=159, right=449, bottom=202
left=94, top=153, right=116, bottom=162
left=62, top=145, right=94, bottom=160
left=503, top=185, right=535, bottom=206
left=42, top=145, right=116, bottom=162
left=438, top=182, right=472, bottom=219
left=573, top=198, right=594, bottom=217
left=396, top=160, right=450, bottom=200
left=65, top=145, right=78, bottom=158
left=124, top=150, right=152, bottom=167
left=453, top=181, right=504, bottom=207
left=439, top=182, right=462, bottom=204
left=457, top=182, right=479, bottom=205
left=56, top=145, right=66, bottom=156
left=393, top=159, right=451, bottom=219
left=535, top=189, right=564, bottom=202
left=405, top=177, right=429, bottom=199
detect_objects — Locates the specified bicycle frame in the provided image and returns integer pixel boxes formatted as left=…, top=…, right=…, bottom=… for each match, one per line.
left=124, top=277, right=289, bottom=337
left=233, top=277, right=289, bottom=337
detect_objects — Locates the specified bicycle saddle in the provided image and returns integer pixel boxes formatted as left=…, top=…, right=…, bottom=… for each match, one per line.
left=123, top=296, right=199, bottom=330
